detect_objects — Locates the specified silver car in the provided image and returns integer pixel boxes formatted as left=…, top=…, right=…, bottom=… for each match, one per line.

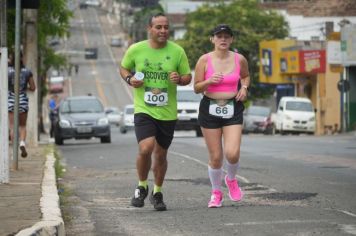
left=119, top=104, right=135, bottom=134
left=243, top=105, right=273, bottom=134
left=54, top=96, right=111, bottom=145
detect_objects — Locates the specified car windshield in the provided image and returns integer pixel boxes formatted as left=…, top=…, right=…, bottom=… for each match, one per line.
left=286, top=101, right=313, bottom=112
left=177, top=90, right=201, bottom=102
left=247, top=106, right=270, bottom=116
left=126, top=107, right=134, bottom=114
left=61, top=99, right=103, bottom=113
left=111, top=110, right=119, bottom=114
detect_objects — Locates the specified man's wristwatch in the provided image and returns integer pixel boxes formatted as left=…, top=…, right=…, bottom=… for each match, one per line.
left=125, top=75, right=132, bottom=85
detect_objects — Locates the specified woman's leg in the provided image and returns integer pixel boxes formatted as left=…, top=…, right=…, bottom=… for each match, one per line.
left=202, top=127, right=224, bottom=207
left=19, top=112, right=28, bottom=157
left=19, top=112, right=28, bottom=143
left=222, top=124, right=244, bottom=201
left=8, top=112, right=14, bottom=143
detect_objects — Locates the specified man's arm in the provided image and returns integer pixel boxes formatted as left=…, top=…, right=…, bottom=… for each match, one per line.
left=119, top=65, right=144, bottom=88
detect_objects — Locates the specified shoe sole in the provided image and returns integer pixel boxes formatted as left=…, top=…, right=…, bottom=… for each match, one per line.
left=208, top=199, right=223, bottom=208
left=20, top=146, right=27, bottom=158
left=225, top=176, right=243, bottom=202
left=131, top=199, right=145, bottom=207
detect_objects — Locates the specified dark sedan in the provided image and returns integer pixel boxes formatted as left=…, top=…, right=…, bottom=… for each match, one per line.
left=54, top=96, right=111, bottom=145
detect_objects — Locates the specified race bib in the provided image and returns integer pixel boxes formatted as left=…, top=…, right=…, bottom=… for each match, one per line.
left=209, top=99, right=234, bottom=118
left=144, top=87, right=168, bottom=106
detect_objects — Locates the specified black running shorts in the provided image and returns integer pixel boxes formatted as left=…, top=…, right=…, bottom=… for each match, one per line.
left=198, top=95, right=244, bottom=129
left=134, top=113, right=177, bottom=150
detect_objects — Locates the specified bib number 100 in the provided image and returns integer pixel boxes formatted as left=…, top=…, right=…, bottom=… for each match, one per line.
left=144, top=91, right=168, bottom=106
left=146, top=94, right=165, bottom=103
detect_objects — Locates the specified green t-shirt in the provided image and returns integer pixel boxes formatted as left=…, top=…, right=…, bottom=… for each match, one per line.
left=121, top=40, right=191, bottom=120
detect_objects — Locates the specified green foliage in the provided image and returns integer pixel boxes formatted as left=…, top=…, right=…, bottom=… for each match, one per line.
left=178, top=0, right=289, bottom=100
left=6, top=0, right=72, bottom=75
left=38, top=0, right=72, bottom=74
left=131, top=4, right=164, bottom=41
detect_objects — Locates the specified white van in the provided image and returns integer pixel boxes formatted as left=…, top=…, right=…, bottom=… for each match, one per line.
left=274, top=97, right=315, bottom=134
left=176, top=86, right=203, bottom=137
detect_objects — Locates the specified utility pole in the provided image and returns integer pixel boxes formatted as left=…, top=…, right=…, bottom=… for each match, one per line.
left=23, top=9, right=38, bottom=147
left=0, top=48, right=9, bottom=183
left=0, top=0, right=9, bottom=183
left=12, top=0, right=22, bottom=170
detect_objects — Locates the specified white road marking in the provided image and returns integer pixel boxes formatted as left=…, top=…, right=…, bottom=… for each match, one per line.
left=224, top=219, right=330, bottom=226
left=170, top=151, right=250, bottom=183
left=340, top=224, right=356, bottom=235
left=336, top=209, right=356, bottom=218
left=11, top=182, right=40, bottom=185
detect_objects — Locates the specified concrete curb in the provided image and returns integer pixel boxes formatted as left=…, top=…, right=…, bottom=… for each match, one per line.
left=16, top=150, right=65, bottom=236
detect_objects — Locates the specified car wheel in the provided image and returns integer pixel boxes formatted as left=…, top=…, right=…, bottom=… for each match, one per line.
left=54, top=135, right=63, bottom=145
left=266, top=124, right=276, bottom=135
left=101, top=135, right=111, bottom=143
left=120, top=126, right=127, bottom=134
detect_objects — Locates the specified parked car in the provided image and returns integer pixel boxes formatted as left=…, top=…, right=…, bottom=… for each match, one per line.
left=105, top=107, right=121, bottom=126
left=243, top=105, right=273, bottom=134
left=54, top=96, right=111, bottom=145
left=85, top=0, right=100, bottom=7
left=273, top=96, right=315, bottom=135
left=176, top=86, right=203, bottom=137
left=119, top=104, right=135, bottom=134
left=110, top=37, right=123, bottom=47
left=48, top=76, right=64, bottom=94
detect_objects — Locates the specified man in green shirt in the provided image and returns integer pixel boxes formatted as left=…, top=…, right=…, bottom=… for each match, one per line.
left=120, top=13, right=191, bottom=211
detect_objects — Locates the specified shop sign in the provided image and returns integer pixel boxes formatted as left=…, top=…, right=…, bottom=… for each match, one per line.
left=299, top=50, right=326, bottom=73
left=261, top=49, right=272, bottom=76
left=327, top=41, right=342, bottom=64
left=280, top=51, right=299, bottom=74
left=341, top=24, right=356, bottom=66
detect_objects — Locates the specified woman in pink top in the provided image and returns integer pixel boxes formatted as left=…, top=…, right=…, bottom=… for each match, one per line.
left=194, top=24, right=250, bottom=208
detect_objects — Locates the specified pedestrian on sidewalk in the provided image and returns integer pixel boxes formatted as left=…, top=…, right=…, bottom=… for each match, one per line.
left=119, top=13, right=192, bottom=211
left=193, top=24, right=250, bottom=208
left=74, top=64, right=79, bottom=75
left=48, top=94, right=59, bottom=138
left=8, top=52, right=36, bottom=158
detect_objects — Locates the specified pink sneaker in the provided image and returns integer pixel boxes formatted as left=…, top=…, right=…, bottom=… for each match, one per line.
left=208, top=189, right=223, bottom=208
left=225, top=175, right=243, bottom=201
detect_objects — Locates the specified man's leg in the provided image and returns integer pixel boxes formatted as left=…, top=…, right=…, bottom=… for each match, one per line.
left=136, top=137, right=155, bottom=182
left=152, top=142, right=168, bottom=187
left=131, top=136, right=155, bottom=207
left=148, top=142, right=169, bottom=211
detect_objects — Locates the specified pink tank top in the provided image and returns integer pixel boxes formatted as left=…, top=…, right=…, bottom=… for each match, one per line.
left=204, top=52, right=240, bottom=93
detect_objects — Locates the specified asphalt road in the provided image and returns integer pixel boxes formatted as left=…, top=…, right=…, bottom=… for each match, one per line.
left=56, top=4, right=356, bottom=236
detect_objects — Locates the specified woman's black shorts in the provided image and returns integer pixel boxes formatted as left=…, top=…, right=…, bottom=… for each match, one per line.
left=198, top=96, right=244, bottom=129
left=134, top=113, right=177, bottom=150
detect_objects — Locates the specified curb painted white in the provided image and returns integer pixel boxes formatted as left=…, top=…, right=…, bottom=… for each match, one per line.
left=16, top=151, right=65, bottom=236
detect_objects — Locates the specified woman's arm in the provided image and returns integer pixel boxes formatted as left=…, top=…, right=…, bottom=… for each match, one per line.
left=193, top=55, right=211, bottom=94
left=235, top=54, right=250, bottom=101
left=239, top=54, right=250, bottom=89
left=28, top=75, right=36, bottom=91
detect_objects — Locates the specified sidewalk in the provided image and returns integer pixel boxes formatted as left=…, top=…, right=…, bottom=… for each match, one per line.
left=0, top=135, right=64, bottom=236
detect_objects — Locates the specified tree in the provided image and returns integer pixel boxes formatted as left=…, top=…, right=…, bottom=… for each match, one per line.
left=177, top=0, right=289, bottom=100
left=6, top=0, right=72, bottom=133
left=37, top=0, right=72, bottom=74
left=7, top=0, right=72, bottom=76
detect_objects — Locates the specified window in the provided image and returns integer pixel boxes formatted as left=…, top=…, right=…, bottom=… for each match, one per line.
left=286, top=101, right=313, bottom=112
